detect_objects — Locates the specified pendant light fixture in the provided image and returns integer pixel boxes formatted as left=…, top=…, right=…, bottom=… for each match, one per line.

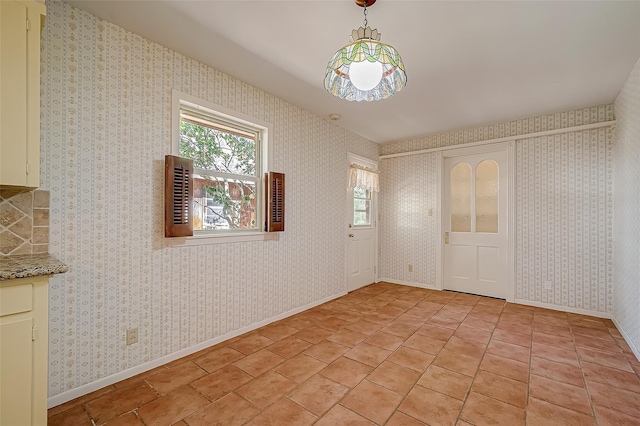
left=324, top=0, right=407, bottom=102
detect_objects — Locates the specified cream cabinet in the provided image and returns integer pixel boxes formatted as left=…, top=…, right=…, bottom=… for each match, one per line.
left=0, top=276, right=49, bottom=426
left=0, top=0, right=45, bottom=190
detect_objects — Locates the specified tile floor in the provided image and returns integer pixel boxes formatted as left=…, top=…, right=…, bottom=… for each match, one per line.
left=48, top=283, right=640, bottom=426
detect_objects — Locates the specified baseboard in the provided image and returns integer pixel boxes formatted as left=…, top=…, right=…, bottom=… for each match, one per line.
left=47, top=290, right=347, bottom=409
left=513, top=298, right=611, bottom=319
left=378, top=278, right=437, bottom=290
left=611, top=315, right=640, bottom=363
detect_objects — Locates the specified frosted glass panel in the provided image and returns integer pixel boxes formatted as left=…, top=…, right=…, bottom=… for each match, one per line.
left=450, top=163, right=471, bottom=232
left=476, top=160, right=499, bottom=233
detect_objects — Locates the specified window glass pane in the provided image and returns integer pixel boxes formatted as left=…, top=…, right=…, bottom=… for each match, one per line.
left=179, top=120, right=256, bottom=177
left=353, top=187, right=369, bottom=199
left=354, top=211, right=369, bottom=226
left=192, top=175, right=257, bottom=230
left=450, top=162, right=472, bottom=232
left=354, top=199, right=368, bottom=211
left=476, top=160, right=499, bottom=233
left=353, top=187, right=371, bottom=226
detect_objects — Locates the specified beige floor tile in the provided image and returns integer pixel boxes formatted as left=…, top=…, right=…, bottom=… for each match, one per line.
left=103, top=412, right=145, bottom=426
left=582, top=360, right=640, bottom=392
left=293, top=325, right=334, bottom=344
left=366, top=361, right=421, bottom=395
left=315, top=404, right=376, bottom=426
left=228, top=334, right=274, bottom=355
left=341, top=380, right=403, bottom=424
left=326, top=328, right=368, bottom=347
left=303, top=339, right=349, bottom=363
left=442, top=336, right=487, bottom=359
left=233, top=348, right=286, bottom=377
left=486, top=339, right=531, bottom=363
left=415, top=323, right=456, bottom=341
left=387, top=346, right=435, bottom=372
left=587, top=380, right=640, bottom=418
left=184, top=392, right=260, bottom=426
left=417, top=365, right=473, bottom=401
left=235, top=370, right=298, bottom=409
left=288, top=374, right=349, bottom=416
left=530, top=356, right=583, bottom=387
left=399, top=385, right=463, bottom=426
left=531, top=342, right=579, bottom=366
left=460, top=392, right=526, bottom=426
left=529, top=374, right=591, bottom=414
left=386, top=411, right=427, bottom=425
left=343, top=342, right=392, bottom=367
left=319, top=356, right=372, bottom=388
left=193, top=346, right=245, bottom=373
left=471, top=370, right=528, bottom=408
left=364, top=331, right=406, bottom=351
left=433, top=349, right=481, bottom=377
left=137, top=386, right=208, bottom=426
left=47, top=405, right=93, bottom=426
left=244, top=398, right=317, bottom=426
left=266, top=336, right=313, bottom=358
left=85, top=383, right=157, bottom=425
left=479, top=352, right=530, bottom=383
left=190, top=364, right=253, bottom=401
left=526, top=397, right=595, bottom=426
left=593, top=404, right=640, bottom=426
left=274, top=353, right=327, bottom=383
left=145, top=361, right=207, bottom=395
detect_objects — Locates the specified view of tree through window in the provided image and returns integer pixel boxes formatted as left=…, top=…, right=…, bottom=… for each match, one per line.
left=179, top=119, right=259, bottom=231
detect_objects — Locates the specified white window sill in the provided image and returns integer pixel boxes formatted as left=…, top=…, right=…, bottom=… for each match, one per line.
left=166, top=231, right=279, bottom=247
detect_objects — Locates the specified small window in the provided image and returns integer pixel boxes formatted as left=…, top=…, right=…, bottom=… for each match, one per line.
left=173, top=92, right=268, bottom=234
left=353, top=187, right=372, bottom=226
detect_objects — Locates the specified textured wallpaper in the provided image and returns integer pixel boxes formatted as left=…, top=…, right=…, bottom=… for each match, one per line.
left=612, top=58, right=640, bottom=356
left=379, top=106, right=614, bottom=314
left=40, top=1, right=378, bottom=399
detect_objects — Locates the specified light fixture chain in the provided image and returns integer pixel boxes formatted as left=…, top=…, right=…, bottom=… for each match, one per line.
left=363, top=0, right=368, bottom=28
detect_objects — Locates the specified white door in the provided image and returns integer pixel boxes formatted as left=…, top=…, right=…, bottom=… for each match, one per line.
left=443, top=150, right=508, bottom=299
left=346, top=155, right=377, bottom=292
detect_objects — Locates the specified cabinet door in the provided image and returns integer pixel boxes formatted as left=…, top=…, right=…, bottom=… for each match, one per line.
left=0, top=0, right=43, bottom=189
left=0, top=318, right=34, bottom=426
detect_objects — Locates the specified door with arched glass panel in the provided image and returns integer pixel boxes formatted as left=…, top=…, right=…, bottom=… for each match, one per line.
left=443, top=150, right=508, bottom=299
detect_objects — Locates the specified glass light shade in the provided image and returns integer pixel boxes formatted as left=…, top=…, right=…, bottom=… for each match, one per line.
left=349, top=60, right=383, bottom=91
left=324, top=29, right=407, bottom=102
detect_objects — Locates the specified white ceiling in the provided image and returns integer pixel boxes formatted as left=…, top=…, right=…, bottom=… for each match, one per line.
left=65, top=0, right=640, bottom=144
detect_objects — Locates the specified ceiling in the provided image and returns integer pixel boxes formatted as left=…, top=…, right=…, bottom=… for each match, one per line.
left=65, top=1, right=640, bottom=144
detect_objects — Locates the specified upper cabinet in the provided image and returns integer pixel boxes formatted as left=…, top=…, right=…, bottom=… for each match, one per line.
left=0, top=0, right=45, bottom=190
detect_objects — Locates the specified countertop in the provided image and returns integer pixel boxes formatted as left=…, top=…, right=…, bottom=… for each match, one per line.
left=0, top=253, right=68, bottom=280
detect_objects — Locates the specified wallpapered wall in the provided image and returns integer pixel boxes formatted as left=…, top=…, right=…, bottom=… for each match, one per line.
left=379, top=105, right=614, bottom=314
left=41, top=1, right=378, bottom=399
left=612, top=58, right=640, bottom=356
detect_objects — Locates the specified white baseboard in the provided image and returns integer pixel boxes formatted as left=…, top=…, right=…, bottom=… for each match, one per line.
left=47, top=291, right=347, bottom=409
left=611, top=315, right=640, bottom=363
left=377, top=278, right=437, bottom=290
left=513, top=298, right=611, bottom=319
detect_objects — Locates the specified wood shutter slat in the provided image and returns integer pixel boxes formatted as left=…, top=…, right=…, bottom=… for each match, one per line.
left=265, top=171, right=285, bottom=232
left=165, top=155, right=193, bottom=237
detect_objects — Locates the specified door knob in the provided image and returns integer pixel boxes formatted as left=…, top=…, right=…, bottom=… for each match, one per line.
left=349, top=233, right=354, bottom=238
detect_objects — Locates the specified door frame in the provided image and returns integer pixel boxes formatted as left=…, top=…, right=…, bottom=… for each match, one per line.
left=346, top=152, right=379, bottom=291
left=436, top=142, right=516, bottom=302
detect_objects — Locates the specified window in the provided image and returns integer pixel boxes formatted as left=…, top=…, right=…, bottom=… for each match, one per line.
left=353, top=187, right=372, bottom=226
left=172, top=91, right=269, bottom=236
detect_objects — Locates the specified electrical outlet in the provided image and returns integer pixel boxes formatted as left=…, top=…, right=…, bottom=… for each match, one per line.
left=408, top=264, right=414, bottom=272
left=543, top=281, right=552, bottom=290
left=126, top=328, right=138, bottom=345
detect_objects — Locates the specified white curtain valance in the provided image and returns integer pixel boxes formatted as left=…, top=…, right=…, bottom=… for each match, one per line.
left=348, top=164, right=380, bottom=192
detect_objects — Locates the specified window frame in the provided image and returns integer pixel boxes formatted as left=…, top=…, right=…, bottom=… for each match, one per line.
left=169, top=89, right=272, bottom=245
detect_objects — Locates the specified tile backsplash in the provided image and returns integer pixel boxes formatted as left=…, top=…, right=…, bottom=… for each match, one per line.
left=0, top=189, right=50, bottom=255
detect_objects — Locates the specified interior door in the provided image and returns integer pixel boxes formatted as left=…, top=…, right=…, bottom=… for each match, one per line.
left=443, top=150, right=508, bottom=299
left=347, top=185, right=376, bottom=291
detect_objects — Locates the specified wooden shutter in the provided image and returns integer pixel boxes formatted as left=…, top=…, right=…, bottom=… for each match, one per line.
left=265, top=171, right=285, bottom=232
left=164, top=155, right=193, bottom=237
